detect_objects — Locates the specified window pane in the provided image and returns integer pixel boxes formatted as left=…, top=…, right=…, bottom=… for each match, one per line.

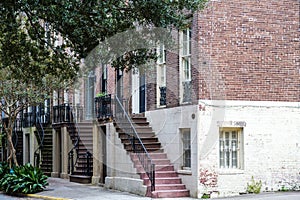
left=219, top=139, right=225, bottom=168
left=182, top=130, right=191, bottom=168
left=219, top=129, right=241, bottom=169
left=183, top=57, right=190, bottom=80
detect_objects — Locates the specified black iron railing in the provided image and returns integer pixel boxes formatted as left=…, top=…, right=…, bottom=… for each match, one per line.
left=159, top=86, right=167, bottom=106
left=53, top=103, right=73, bottom=123
left=115, top=96, right=155, bottom=191
left=86, top=151, right=92, bottom=176
left=95, top=94, right=112, bottom=120
left=34, top=117, right=44, bottom=168
left=23, top=107, right=36, bottom=128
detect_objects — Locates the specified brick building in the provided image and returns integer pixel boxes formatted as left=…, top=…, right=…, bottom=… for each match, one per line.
left=92, top=0, right=299, bottom=197
left=11, top=0, right=298, bottom=198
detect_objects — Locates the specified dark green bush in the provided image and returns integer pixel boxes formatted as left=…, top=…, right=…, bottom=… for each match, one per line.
left=0, top=163, right=48, bottom=194
left=0, top=162, right=10, bottom=179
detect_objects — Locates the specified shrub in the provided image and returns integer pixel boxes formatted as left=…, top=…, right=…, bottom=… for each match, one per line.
left=0, top=163, right=48, bottom=194
left=0, top=162, right=10, bottom=179
left=247, top=176, right=262, bottom=194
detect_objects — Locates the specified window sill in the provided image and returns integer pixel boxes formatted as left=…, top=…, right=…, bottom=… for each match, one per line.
left=219, top=168, right=244, bottom=175
left=177, top=169, right=192, bottom=175
left=157, top=105, right=166, bottom=109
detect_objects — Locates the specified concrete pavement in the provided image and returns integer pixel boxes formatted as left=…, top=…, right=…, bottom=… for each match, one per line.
left=11, top=177, right=300, bottom=200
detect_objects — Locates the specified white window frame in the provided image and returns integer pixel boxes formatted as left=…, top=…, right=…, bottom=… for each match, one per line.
left=181, top=128, right=191, bottom=169
left=156, top=44, right=166, bottom=107
left=179, top=28, right=192, bottom=104
left=180, top=28, right=192, bottom=81
left=219, top=128, right=244, bottom=169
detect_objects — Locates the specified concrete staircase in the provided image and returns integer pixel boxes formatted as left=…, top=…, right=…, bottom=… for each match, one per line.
left=116, top=116, right=189, bottom=198
left=68, top=121, right=93, bottom=184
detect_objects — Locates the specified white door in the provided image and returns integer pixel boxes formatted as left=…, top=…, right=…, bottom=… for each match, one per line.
left=132, top=68, right=140, bottom=114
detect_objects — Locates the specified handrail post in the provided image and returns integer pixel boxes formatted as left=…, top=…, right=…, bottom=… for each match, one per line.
left=151, top=163, right=155, bottom=191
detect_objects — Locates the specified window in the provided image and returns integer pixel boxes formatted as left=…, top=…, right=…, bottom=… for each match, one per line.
left=101, top=64, right=107, bottom=93
left=180, top=28, right=192, bottom=103
left=219, top=128, right=243, bottom=169
left=181, top=28, right=191, bottom=81
left=157, top=44, right=166, bottom=107
left=181, top=129, right=191, bottom=169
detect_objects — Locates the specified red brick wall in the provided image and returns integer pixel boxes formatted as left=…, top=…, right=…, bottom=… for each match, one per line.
left=196, top=0, right=300, bottom=102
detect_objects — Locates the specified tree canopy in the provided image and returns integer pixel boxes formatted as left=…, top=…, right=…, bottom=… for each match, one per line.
left=0, top=0, right=208, bottom=166
left=1, top=0, right=207, bottom=73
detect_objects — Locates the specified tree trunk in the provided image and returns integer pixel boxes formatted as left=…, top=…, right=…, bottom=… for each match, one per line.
left=7, top=131, right=19, bottom=167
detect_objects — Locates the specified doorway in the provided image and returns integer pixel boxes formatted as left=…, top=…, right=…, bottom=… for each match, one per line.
left=132, top=69, right=146, bottom=114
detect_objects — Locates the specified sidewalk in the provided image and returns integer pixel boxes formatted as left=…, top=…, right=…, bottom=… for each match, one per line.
left=27, top=177, right=193, bottom=200
left=25, top=177, right=300, bottom=200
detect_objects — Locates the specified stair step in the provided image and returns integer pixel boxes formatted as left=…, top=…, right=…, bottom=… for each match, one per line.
left=132, top=152, right=167, bottom=159
left=144, top=177, right=182, bottom=185
left=136, top=165, right=174, bottom=173
left=140, top=171, right=178, bottom=179
left=133, top=158, right=170, bottom=165
left=151, top=189, right=190, bottom=198
left=69, top=175, right=91, bottom=184
left=154, top=184, right=186, bottom=190
left=121, top=138, right=158, bottom=144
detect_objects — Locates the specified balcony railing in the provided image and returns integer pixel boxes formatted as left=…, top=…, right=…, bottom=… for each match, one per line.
left=95, top=94, right=112, bottom=120
left=159, top=86, right=167, bottom=106
left=53, top=103, right=73, bottom=123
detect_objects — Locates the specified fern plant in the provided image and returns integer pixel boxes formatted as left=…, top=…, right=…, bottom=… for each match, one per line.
left=0, top=163, right=48, bottom=194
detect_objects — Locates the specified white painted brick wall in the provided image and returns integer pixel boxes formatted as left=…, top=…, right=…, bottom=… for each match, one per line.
left=145, top=100, right=300, bottom=197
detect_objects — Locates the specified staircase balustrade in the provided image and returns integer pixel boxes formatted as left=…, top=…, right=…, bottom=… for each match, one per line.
left=95, top=94, right=112, bottom=120
left=67, top=106, right=80, bottom=175
left=115, top=96, right=155, bottom=191
left=34, top=116, right=45, bottom=168
left=53, top=103, right=73, bottom=123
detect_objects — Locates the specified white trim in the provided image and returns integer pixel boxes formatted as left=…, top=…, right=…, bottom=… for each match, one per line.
left=198, top=99, right=300, bottom=108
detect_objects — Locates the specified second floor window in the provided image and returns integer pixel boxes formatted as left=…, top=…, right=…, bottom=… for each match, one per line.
left=182, top=28, right=191, bottom=81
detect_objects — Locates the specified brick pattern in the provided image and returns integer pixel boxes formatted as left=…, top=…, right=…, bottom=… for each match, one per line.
left=195, top=0, right=300, bottom=102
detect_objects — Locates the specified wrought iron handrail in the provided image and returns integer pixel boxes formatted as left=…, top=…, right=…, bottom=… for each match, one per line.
left=34, top=115, right=45, bottom=168
left=95, top=94, right=112, bottom=120
left=68, top=106, right=80, bottom=175
left=115, top=96, right=155, bottom=191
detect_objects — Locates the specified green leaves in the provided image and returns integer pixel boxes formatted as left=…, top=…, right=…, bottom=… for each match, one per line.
left=0, top=163, right=48, bottom=194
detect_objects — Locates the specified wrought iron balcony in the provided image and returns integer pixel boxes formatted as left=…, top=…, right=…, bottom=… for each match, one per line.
left=95, top=94, right=112, bottom=120
left=52, top=103, right=73, bottom=124
left=159, top=86, right=167, bottom=106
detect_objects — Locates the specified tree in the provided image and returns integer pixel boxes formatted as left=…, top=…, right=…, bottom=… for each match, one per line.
left=0, top=0, right=208, bottom=166
left=0, top=7, right=75, bottom=167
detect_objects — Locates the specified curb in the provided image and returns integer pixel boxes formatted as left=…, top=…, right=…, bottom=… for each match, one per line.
left=23, top=193, right=72, bottom=200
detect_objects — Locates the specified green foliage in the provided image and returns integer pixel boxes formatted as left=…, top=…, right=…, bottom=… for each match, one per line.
left=201, top=193, right=210, bottom=199
left=0, top=162, right=10, bottom=180
left=0, top=0, right=208, bottom=71
left=96, top=92, right=108, bottom=98
left=0, top=163, right=48, bottom=194
left=247, top=176, right=262, bottom=194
